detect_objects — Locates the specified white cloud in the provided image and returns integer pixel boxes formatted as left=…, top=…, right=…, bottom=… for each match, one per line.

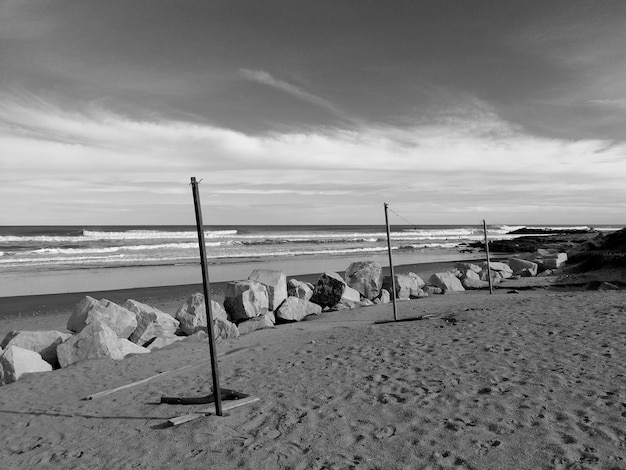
left=239, top=69, right=345, bottom=117
left=587, top=98, right=626, bottom=109
left=1, top=90, right=625, bottom=224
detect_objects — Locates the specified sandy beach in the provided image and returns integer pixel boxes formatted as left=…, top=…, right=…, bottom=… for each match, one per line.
left=0, top=262, right=625, bottom=470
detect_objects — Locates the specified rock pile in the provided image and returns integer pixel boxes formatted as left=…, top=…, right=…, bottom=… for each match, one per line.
left=0, top=252, right=572, bottom=386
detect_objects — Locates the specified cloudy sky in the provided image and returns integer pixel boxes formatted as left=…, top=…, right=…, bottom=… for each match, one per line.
left=1, top=0, right=625, bottom=226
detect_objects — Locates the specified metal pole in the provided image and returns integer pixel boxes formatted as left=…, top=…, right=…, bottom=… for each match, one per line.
left=384, top=203, right=398, bottom=321
left=190, top=177, right=223, bottom=416
left=483, top=219, right=494, bottom=294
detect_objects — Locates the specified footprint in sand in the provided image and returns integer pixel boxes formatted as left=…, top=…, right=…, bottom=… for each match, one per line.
left=374, top=426, right=396, bottom=439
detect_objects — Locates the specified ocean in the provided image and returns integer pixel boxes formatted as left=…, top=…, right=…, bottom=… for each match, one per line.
left=0, top=224, right=620, bottom=297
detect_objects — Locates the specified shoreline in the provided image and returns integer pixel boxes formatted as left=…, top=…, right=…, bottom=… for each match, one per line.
left=0, top=250, right=486, bottom=298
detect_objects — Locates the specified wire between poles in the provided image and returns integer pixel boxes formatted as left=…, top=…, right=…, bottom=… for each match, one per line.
left=387, top=207, right=419, bottom=229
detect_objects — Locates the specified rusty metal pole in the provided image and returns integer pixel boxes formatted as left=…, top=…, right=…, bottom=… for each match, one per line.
left=190, top=177, right=223, bottom=416
left=483, top=219, right=494, bottom=294
left=384, top=203, right=398, bottom=321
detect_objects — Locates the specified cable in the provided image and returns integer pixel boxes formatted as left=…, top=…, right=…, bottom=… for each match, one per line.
left=387, top=206, right=419, bottom=229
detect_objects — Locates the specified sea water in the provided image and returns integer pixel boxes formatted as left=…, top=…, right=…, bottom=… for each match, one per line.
left=0, top=224, right=618, bottom=296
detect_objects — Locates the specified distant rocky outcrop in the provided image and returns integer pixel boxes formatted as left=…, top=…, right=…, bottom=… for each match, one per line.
left=567, top=228, right=626, bottom=272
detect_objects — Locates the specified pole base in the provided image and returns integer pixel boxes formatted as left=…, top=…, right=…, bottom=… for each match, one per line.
left=160, top=388, right=249, bottom=405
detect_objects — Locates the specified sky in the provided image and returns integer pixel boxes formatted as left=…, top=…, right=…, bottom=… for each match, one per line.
left=1, top=0, right=625, bottom=226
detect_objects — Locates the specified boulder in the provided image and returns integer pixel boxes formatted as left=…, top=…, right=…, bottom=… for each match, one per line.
left=461, top=277, right=490, bottom=290
left=248, top=269, right=287, bottom=311
left=223, top=281, right=269, bottom=321
left=0, top=346, right=52, bottom=385
left=383, top=274, right=418, bottom=300
left=454, top=262, right=482, bottom=277
left=311, top=272, right=348, bottom=308
left=509, top=258, right=538, bottom=277
left=463, top=269, right=481, bottom=281
left=66, top=296, right=137, bottom=338
left=57, top=323, right=149, bottom=368
left=479, top=268, right=503, bottom=284
left=423, top=286, right=443, bottom=295
left=275, top=297, right=323, bottom=322
left=428, top=272, right=465, bottom=292
left=408, top=272, right=426, bottom=289
left=122, top=300, right=180, bottom=345
left=0, top=330, right=72, bottom=368
left=237, top=314, right=275, bottom=335
left=176, top=293, right=228, bottom=335
left=287, top=279, right=314, bottom=301
left=410, top=288, right=428, bottom=298
left=342, top=285, right=361, bottom=303
left=213, top=318, right=240, bottom=341
left=345, top=261, right=384, bottom=299
left=482, top=262, right=513, bottom=279
left=374, top=288, right=391, bottom=304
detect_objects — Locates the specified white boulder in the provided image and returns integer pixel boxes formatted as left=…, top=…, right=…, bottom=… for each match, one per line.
left=374, top=289, right=391, bottom=304
left=423, top=286, right=443, bottom=295
left=345, top=261, right=384, bottom=299
left=213, top=318, right=240, bottom=341
left=223, top=281, right=269, bottom=321
left=0, top=346, right=52, bottom=385
left=122, top=299, right=180, bottom=345
left=175, top=293, right=228, bottom=335
left=237, top=314, right=275, bottom=335
left=482, top=262, right=513, bottom=279
left=66, top=296, right=137, bottom=338
left=248, top=269, right=287, bottom=311
left=383, top=274, right=422, bottom=300
left=461, top=277, right=490, bottom=290
left=455, top=262, right=482, bottom=277
left=0, top=330, right=71, bottom=368
left=275, top=297, right=322, bottom=322
left=287, top=279, right=315, bottom=301
left=428, top=272, right=465, bottom=292
left=56, top=323, right=149, bottom=368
